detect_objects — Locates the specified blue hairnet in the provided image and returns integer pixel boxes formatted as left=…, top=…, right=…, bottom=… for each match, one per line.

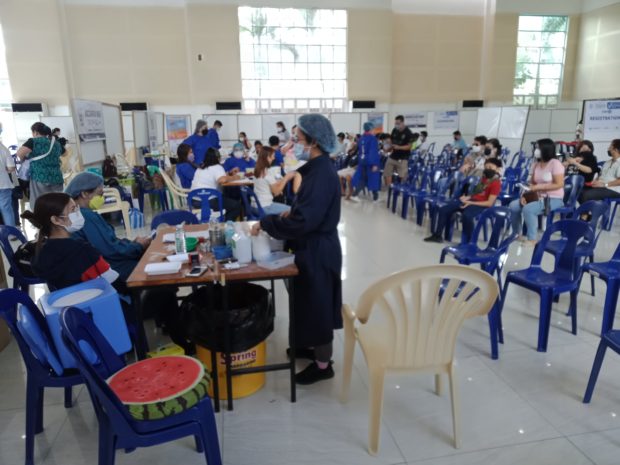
left=297, top=114, right=337, bottom=153
left=232, top=142, right=244, bottom=151
left=363, top=121, right=374, bottom=132
left=64, top=172, right=104, bottom=198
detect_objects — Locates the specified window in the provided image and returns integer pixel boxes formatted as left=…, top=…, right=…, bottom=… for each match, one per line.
left=513, top=16, right=568, bottom=108
left=238, top=7, right=347, bottom=112
left=0, top=23, right=16, bottom=146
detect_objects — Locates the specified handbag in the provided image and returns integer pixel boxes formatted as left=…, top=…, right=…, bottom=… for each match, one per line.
left=522, top=191, right=540, bottom=204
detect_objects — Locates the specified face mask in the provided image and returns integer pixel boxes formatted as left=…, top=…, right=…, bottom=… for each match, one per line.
left=483, top=169, right=497, bottom=179
left=277, top=128, right=283, bottom=133
left=239, top=137, right=244, bottom=142
left=608, top=150, right=613, bottom=158
left=471, top=145, right=481, bottom=153
left=62, top=210, right=85, bottom=233
left=233, top=150, right=244, bottom=159
left=295, top=143, right=311, bottom=161
left=201, top=129, right=208, bottom=135
left=187, top=153, right=195, bottom=163
left=88, top=195, right=105, bottom=210
left=534, top=148, right=541, bottom=159
left=484, top=148, right=492, bottom=156
left=383, top=143, right=391, bottom=150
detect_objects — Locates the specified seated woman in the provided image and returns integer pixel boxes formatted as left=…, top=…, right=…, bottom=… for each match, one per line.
left=21, top=193, right=119, bottom=290
left=223, top=142, right=256, bottom=174
left=253, top=147, right=300, bottom=215
left=238, top=131, right=252, bottom=151
left=190, top=148, right=242, bottom=221
left=63, top=172, right=192, bottom=353
left=509, top=138, right=565, bottom=245
left=424, top=158, right=503, bottom=243
left=460, top=135, right=488, bottom=177
left=175, top=143, right=197, bottom=189
left=580, top=139, right=620, bottom=202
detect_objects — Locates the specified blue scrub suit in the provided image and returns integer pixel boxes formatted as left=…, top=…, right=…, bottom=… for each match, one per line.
left=260, top=153, right=343, bottom=349
left=182, top=134, right=211, bottom=165
left=352, top=132, right=381, bottom=197
left=176, top=162, right=196, bottom=189
left=223, top=156, right=256, bottom=173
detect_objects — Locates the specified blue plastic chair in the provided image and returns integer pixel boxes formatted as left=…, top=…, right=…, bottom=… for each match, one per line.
left=187, top=188, right=225, bottom=223
left=583, top=242, right=620, bottom=336
left=59, top=307, right=222, bottom=465
left=604, top=197, right=620, bottom=231
left=151, top=210, right=199, bottom=230
left=544, top=175, right=585, bottom=227
left=440, top=207, right=518, bottom=359
left=583, top=330, right=620, bottom=404
left=410, top=168, right=444, bottom=221
left=239, top=187, right=265, bottom=220
left=417, top=176, right=451, bottom=226
left=0, top=289, right=83, bottom=465
left=0, top=225, right=46, bottom=293
left=134, top=168, right=169, bottom=214
left=500, top=220, right=595, bottom=352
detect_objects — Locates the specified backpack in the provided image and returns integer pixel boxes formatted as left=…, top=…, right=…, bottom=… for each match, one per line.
left=102, top=155, right=118, bottom=179
left=13, top=240, right=38, bottom=278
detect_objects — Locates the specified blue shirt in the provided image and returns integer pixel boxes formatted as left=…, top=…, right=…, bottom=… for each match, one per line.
left=223, top=156, right=256, bottom=173
left=453, top=138, right=468, bottom=152
left=205, top=128, right=221, bottom=150
left=176, top=162, right=196, bottom=189
left=72, top=208, right=143, bottom=282
left=182, top=134, right=211, bottom=165
left=273, top=149, right=284, bottom=166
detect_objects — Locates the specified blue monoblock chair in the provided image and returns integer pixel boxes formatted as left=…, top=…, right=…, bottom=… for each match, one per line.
left=0, top=225, right=46, bottom=293
left=500, top=220, right=595, bottom=352
left=59, top=307, right=222, bottom=465
left=583, top=242, right=620, bottom=336
left=187, top=188, right=225, bottom=223
left=440, top=207, right=518, bottom=359
left=604, top=197, right=620, bottom=231
left=544, top=175, right=585, bottom=228
left=0, top=289, right=83, bottom=465
left=151, top=210, right=199, bottom=230
left=239, top=186, right=265, bottom=220
left=583, top=330, right=620, bottom=403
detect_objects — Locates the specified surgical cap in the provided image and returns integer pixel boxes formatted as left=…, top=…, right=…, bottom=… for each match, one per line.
left=232, top=142, right=245, bottom=151
left=65, top=172, right=104, bottom=198
left=363, top=122, right=374, bottom=132
left=297, top=114, right=337, bottom=153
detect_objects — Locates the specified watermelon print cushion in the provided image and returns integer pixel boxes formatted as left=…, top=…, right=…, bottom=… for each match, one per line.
left=107, top=355, right=210, bottom=421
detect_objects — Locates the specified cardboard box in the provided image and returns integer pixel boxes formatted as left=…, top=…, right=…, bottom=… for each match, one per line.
left=0, top=319, right=10, bottom=352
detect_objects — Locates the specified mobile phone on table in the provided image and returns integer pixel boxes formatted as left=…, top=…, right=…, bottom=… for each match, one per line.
left=186, top=266, right=207, bottom=277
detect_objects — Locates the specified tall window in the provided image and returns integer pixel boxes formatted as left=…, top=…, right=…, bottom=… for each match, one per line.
left=0, top=23, right=15, bottom=146
left=513, top=16, right=568, bottom=108
left=238, top=7, right=347, bottom=112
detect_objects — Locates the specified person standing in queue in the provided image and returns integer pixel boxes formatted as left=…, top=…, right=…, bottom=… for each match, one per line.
left=251, top=114, right=342, bottom=385
left=384, top=115, right=414, bottom=187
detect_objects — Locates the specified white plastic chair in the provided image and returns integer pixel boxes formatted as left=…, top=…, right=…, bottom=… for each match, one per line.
left=159, top=168, right=189, bottom=210
left=95, top=188, right=132, bottom=235
left=340, top=264, right=499, bottom=455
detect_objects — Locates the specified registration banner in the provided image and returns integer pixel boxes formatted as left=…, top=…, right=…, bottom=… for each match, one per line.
left=433, top=111, right=459, bottom=130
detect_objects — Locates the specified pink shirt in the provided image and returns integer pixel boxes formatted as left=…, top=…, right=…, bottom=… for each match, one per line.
left=532, top=159, right=565, bottom=198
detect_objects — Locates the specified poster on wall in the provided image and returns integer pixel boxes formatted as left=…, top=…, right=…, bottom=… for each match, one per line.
left=166, top=114, right=191, bottom=155
left=367, top=112, right=384, bottom=135
left=73, top=99, right=105, bottom=142
left=583, top=99, right=620, bottom=141
left=404, top=112, right=427, bottom=128
left=433, top=111, right=460, bottom=130
left=147, top=111, right=159, bottom=151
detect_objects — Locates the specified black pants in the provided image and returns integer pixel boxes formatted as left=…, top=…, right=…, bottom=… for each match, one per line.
left=579, top=186, right=620, bottom=203
left=434, top=201, right=486, bottom=242
left=210, top=197, right=242, bottom=222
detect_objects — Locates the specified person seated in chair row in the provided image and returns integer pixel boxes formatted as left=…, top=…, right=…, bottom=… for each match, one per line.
left=579, top=139, right=620, bottom=203
left=175, top=143, right=197, bottom=189
left=190, top=148, right=242, bottom=221
left=424, top=158, right=503, bottom=244
left=509, top=138, right=565, bottom=246
left=223, top=142, right=256, bottom=174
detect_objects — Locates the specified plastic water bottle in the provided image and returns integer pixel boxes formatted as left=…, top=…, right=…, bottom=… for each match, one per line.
left=224, top=221, right=235, bottom=246
left=174, top=224, right=186, bottom=254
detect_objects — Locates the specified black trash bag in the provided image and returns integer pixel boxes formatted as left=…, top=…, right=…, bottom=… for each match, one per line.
left=183, top=283, right=273, bottom=354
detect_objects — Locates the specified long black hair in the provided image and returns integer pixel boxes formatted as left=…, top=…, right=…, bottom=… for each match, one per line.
left=21, top=193, right=72, bottom=250
left=199, top=148, right=220, bottom=169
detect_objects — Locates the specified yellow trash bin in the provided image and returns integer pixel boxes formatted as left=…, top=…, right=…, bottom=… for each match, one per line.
left=196, top=341, right=266, bottom=400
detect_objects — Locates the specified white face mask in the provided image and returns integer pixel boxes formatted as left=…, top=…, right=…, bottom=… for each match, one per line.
left=62, top=210, right=85, bottom=233
left=233, top=150, right=244, bottom=159
left=277, top=127, right=283, bottom=133
left=534, top=148, right=541, bottom=159
left=471, top=145, right=481, bottom=153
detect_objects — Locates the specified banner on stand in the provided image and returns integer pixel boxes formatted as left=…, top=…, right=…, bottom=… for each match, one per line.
left=73, top=99, right=105, bottom=142
left=433, top=111, right=460, bottom=130
left=166, top=115, right=191, bottom=155
left=404, top=112, right=427, bottom=128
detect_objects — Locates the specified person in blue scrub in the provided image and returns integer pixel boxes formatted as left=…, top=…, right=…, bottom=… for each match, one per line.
left=205, top=120, right=222, bottom=151
left=182, top=119, right=210, bottom=165
left=268, top=135, right=285, bottom=167
left=251, top=114, right=343, bottom=386
left=223, top=142, right=256, bottom=174
left=175, top=143, right=197, bottom=189
left=351, top=122, right=381, bottom=201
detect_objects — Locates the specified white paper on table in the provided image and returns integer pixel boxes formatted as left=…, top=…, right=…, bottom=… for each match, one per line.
left=162, top=230, right=209, bottom=243
left=144, top=262, right=182, bottom=275
left=166, top=254, right=189, bottom=263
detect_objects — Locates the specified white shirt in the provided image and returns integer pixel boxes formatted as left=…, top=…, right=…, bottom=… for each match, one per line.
left=599, top=157, right=620, bottom=193
left=0, top=142, right=15, bottom=190
left=191, top=164, right=226, bottom=192
left=254, top=172, right=277, bottom=208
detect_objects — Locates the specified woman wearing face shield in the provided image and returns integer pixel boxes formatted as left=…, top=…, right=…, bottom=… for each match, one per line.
left=251, top=114, right=343, bottom=385
left=223, top=142, right=256, bottom=174
left=508, top=138, right=565, bottom=245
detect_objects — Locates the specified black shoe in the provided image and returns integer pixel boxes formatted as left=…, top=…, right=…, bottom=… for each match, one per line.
left=423, top=234, right=443, bottom=243
left=295, top=362, right=334, bottom=385
left=286, top=347, right=315, bottom=360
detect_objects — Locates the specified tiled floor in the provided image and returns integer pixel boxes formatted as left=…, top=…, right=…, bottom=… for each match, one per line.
left=2, top=195, right=620, bottom=465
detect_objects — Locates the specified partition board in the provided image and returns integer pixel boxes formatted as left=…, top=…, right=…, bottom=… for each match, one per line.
left=102, top=104, right=124, bottom=155
left=203, top=114, right=238, bottom=141
left=261, top=114, right=296, bottom=140
left=122, top=114, right=134, bottom=145
left=457, top=110, right=477, bottom=136
left=476, top=108, right=502, bottom=138
left=237, top=114, right=262, bottom=141
left=330, top=113, right=360, bottom=135
left=525, top=109, right=552, bottom=134
left=550, top=109, right=578, bottom=133
left=40, top=116, right=75, bottom=142
left=132, top=111, right=149, bottom=149
left=498, top=107, right=529, bottom=139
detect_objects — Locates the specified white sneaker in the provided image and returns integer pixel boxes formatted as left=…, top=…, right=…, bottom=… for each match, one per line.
left=350, top=196, right=361, bottom=203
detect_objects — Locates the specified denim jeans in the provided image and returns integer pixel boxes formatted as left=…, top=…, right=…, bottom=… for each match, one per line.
left=262, top=202, right=290, bottom=215
left=0, top=188, right=15, bottom=227
left=509, top=197, right=564, bottom=240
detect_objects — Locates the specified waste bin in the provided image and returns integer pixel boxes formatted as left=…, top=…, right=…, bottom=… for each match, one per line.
left=184, top=283, right=273, bottom=399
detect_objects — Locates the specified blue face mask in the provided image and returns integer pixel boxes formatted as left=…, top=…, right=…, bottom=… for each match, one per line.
left=294, top=143, right=310, bottom=161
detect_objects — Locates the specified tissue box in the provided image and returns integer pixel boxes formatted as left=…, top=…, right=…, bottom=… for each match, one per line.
left=256, top=251, right=295, bottom=270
